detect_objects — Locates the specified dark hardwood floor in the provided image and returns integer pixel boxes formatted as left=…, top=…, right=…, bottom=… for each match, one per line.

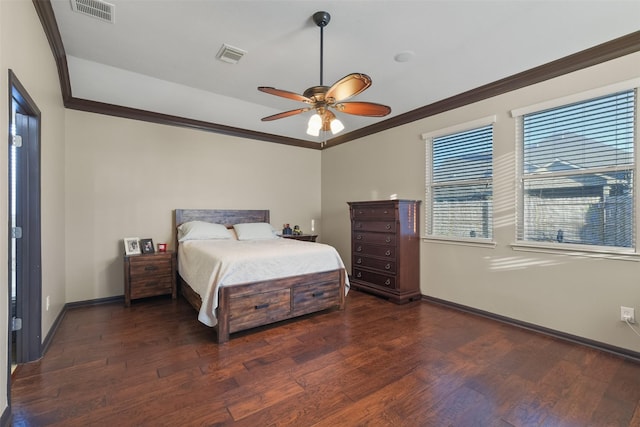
left=10, top=290, right=640, bottom=426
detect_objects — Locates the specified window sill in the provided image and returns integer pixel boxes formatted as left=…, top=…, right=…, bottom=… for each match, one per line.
left=511, top=241, right=640, bottom=261
left=422, top=236, right=497, bottom=249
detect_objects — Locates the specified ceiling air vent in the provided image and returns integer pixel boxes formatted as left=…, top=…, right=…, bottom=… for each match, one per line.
left=216, top=44, right=247, bottom=64
left=71, top=0, right=115, bottom=23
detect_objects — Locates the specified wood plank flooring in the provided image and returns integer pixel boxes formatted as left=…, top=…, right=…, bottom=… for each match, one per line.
left=10, top=290, right=640, bottom=426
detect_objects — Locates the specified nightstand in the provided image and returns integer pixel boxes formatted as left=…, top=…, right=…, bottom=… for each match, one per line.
left=123, top=251, right=176, bottom=307
left=279, top=234, right=318, bottom=242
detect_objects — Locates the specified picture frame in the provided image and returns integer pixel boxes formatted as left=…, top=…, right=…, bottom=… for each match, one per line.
left=124, top=237, right=141, bottom=255
left=140, top=238, right=155, bottom=254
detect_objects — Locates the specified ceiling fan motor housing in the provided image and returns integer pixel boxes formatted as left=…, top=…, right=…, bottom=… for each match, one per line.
left=313, top=11, right=330, bottom=27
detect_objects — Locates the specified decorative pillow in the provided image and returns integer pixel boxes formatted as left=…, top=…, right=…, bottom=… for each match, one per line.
left=233, top=222, right=278, bottom=240
left=178, top=221, right=233, bottom=241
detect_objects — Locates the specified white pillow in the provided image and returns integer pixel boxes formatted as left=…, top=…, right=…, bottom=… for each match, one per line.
left=233, top=222, right=277, bottom=240
left=178, top=221, right=233, bottom=241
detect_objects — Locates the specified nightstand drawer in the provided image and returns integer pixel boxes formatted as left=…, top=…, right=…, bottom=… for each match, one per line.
left=129, top=256, right=172, bottom=278
left=130, top=276, right=173, bottom=299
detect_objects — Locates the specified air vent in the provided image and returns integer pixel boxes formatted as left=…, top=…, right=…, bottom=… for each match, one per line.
left=216, top=44, right=247, bottom=64
left=70, top=0, right=115, bottom=23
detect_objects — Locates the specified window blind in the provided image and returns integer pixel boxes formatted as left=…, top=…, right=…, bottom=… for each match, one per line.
left=519, top=90, right=635, bottom=248
left=429, top=125, right=493, bottom=239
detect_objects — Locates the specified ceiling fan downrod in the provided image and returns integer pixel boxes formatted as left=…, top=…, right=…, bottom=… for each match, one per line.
left=313, top=11, right=330, bottom=87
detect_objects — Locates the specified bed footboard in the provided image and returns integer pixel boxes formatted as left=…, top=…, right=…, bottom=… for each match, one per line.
left=179, top=269, right=346, bottom=343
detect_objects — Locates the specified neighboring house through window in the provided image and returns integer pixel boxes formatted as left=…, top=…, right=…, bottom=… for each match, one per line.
left=514, top=88, right=636, bottom=250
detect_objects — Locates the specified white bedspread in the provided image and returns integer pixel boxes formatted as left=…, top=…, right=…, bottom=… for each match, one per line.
left=178, top=238, right=349, bottom=327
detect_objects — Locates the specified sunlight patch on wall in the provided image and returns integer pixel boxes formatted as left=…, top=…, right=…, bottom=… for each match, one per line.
left=484, top=255, right=564, bottom=271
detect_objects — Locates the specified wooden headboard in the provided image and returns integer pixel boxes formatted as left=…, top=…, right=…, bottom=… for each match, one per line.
left=174, top=209, right=270, bottom=228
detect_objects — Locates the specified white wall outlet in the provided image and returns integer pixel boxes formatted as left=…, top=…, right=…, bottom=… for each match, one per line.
left=46, top=296, right=50, bottom=311
left=621, top=306, right=635, bottom=323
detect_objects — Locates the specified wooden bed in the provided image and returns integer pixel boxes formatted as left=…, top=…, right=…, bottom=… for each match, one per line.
left=174, top=209, right=346, bottom=343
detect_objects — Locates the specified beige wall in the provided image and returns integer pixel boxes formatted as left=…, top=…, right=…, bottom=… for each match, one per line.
left=64, top=111, right=321, bottom=301
left=321, top=51, right=640, bottom=353
left=0, top=0, right=67, bottom=415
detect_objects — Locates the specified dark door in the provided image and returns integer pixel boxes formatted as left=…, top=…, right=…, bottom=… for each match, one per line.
left=8, top=71, right=42, bottom=371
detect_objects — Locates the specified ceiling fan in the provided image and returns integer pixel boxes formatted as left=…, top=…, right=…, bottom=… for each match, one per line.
left=258, top=11, right=391, bottom=137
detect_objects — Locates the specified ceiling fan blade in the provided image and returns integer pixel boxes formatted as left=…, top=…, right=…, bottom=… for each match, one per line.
left=325, top=73, right=372, bottom=102
left=258, top=87, right=313, bottom=103
left=334, top=101, right=391, bottom=117
left=261, top=107, right=311, bottom=121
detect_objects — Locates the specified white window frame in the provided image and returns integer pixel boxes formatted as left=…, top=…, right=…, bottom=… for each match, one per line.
left=422, top=116, right=497, bottom=248
left=511, top=79, right=640, bottom=261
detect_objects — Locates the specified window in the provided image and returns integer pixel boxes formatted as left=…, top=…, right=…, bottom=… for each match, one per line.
left=424, top=120, right=494, bottom=240
left=517, top=90, right=636, bottom=249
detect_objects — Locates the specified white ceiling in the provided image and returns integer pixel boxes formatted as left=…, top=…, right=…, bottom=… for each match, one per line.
left=49, top=0, right=640, bottom=143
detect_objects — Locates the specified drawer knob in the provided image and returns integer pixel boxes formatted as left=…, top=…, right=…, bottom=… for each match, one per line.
left=311, top=292, right=324, bottom=298
left=385, top=279, right=391, bottom=286
left=254, top=303, right=269, bottom=310
left=144, top=265, right=159, bottom=271
left=356, top=222, right=362, bottom=228
left=356, top=235, right=363, bottom=240
left=385, top=237, right=391, bottom=243
left=356, top=258, right=362, bottom=264
left=383, top=210, right=389, bottom=214
left=385, top=263, right=391, bottom=270
left=385, top=224, right=392, bottom=230
left=356, top=272, right=362, bottom=278
left=385, top=250, right=391, bottom=256
left=356, top=245, right=362, bottom=252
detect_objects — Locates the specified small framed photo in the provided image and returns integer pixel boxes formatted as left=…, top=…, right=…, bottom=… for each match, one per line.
left=124, top=237, right=141, bottom=255
left=140, top=238, right=155, bottom=254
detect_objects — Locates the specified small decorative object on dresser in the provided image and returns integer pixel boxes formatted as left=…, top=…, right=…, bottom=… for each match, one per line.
left=123, top=237, right=141, bottom=256
left=140, top=238, right=154, bottom=254
left=123, top=251, right=176, bottom=307
left=348, top=199, right=421, bottom=304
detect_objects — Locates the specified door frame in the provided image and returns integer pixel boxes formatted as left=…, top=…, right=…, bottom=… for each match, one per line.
left=7, top=69, right=42, bottom=385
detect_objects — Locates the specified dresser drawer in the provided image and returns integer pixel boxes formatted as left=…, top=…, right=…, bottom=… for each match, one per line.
left=229, top=289, right=291, bottom=332
left=353, top=232, right=396, bottom=245
left=354, top=243, right=395, bottom=259
left=130, top=276, right=173, bottom=299
left=352, top=206, right=396, bottom=220
left=353, top=220, right=396, bottom=233
left=353, top=255, right=396, bottom=274
left=352, top=268, right=396, bottom=289
left=129, top=256, right=172, bottom=279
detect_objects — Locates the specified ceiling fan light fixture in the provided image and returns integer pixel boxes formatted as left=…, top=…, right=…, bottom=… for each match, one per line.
left=330, top=117, right=344, bottom=135
left=307, top=113, right=322, bottom=136
left=258, top=11, right=391, bottom=140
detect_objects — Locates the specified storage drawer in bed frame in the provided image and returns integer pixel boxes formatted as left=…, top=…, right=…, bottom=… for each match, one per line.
left=181, top=268, right=346, bottom=343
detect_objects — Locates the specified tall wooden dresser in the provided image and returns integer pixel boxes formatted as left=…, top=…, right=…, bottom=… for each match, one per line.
left=348, top=199, right=421, bottom=304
